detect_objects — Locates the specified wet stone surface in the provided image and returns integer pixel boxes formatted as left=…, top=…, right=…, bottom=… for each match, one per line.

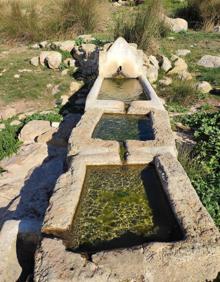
left=65, top=165, right=182, bottom=253
left=92, top=114, right=154, bottom=141
left=98, top=78, right=149, bottom=102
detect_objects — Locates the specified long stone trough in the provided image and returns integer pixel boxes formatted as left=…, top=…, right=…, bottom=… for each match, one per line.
left=35, top=38, right=220, bottom=282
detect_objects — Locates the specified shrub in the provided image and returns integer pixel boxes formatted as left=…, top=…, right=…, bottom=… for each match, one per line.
left=113, top=0, right=168, bottom=52
left=0, top=1, right=40, bottom=42
left=0, top=0, right=106, bottom=42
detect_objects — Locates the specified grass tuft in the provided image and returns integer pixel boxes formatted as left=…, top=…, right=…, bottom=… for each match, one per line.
left=113, top=0, right=169, bottom=52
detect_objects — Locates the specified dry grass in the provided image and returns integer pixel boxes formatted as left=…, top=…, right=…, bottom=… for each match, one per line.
left=113, top=0, right=168, bottom=52
left=0, top=0, right=109, bottom=42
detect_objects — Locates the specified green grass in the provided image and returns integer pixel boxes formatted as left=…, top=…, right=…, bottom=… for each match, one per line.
left=158, top=78, right=199, bottom=111
left=177, top=111, right=220, bottom=228
left=0, top=49, right=73, bottom=104
left=160, top=31, right=220, bottom=86
left=0, top=110, right=62, bottom=161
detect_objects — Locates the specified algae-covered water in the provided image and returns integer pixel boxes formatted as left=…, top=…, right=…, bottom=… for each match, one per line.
left=98, top=78, right=149, bottom=102
left=66, top=165, right=182, bottom=253
left=92, top=114, right=154, bottom=141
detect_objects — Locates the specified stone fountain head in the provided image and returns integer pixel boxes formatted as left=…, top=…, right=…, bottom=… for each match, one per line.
left=99, top=37, right=145, bottom=78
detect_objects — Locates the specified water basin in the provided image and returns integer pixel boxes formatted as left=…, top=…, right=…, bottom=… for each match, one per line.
left=65, top=164, right=183, bottom=253
left=92, top=114, right=154, bottom=141
left=98, top=78, right=149, bottom=102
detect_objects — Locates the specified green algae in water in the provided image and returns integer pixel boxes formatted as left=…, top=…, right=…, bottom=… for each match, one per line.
left=66, top=165, right=182, bottom=253
left=98, top=78, right=149, bottom=102
left=92, top=114, right=154, bottom=141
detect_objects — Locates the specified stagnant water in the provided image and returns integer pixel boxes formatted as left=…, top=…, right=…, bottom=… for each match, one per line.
left=65, top=165, right=182, bottom=253
left=98, top=78, right=149, bottom=102
left=92, top=114, right=154, bottom=141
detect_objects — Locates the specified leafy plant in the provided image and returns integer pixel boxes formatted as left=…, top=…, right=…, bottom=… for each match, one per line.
left=178, top=111, right=220, bottom=228
left=0, top=123, right=22, bottom=160
left=75, top=37, right=86, bottom=46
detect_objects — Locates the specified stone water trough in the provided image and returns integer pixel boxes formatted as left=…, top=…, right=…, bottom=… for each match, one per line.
left=35, top=38, right=220, bottom=282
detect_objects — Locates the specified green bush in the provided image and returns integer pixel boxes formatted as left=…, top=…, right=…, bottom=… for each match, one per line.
left=178, top=111, right=220, bottom=228
left=113, top=0, right=168, bottom=51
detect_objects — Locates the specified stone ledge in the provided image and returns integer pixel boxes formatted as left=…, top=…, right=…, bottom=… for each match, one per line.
left=68, top=108, right=176, bottom=158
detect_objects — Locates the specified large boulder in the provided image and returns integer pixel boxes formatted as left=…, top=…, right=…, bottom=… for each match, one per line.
left=197, top=55, right=220, bottom=68
left=19, top=120, right=51, bottom=144
left=165, top=16, right=188, bottom=33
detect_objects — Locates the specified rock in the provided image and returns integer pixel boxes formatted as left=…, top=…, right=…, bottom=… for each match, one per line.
left=36, top=128, right=57, bottom=144
left=30, top=56, right=39, bottom=67
left=164, top=16, right=188, bottom=33
left=39, top=51, right=62, bottom=69
left=51, top=85, right=60, bottom=96
left=14, top=74, right=20, bottom=78
left=145, top=64, right=158, bottom=83
left=10, top=120, right=21, bottom=126
left=159, top=77, right=173, bottom=86
left=149, top=55, right=159, bottom=69
left=19, top=120, right=51, bottom=144
left=178, top=71, right=193, bottom=80
left=39, top=51, right=51, bottom=66
left=0, top=107, right=16, bottom=120
left=197, top=55, right=220, bottom=68
left=196, top=81, right=212, bottom=94
left=161, top=56, right=172, bottom=72
left=214, top=26, right=220, bottom=33
left=30, top=43, right=40, bottom=49
left=51, top=122, right=60, bottom=129
left=168, top=57, right=188, bottom=75
left=76, top=34, right=95, bottom=43
left=18, top=69, right=32, bottom=73
left=70, top=81, right=83, bottom=93
left=39, top=41, right=48, bottom=48
left=64, top=58, right=76, bottom=68
left=61, top=95, right=69, bottom=105
left=46, top=52, right=62, bottom=69
left=176, top=49, right=191, bottom=57
left=0, top=219, right=41, bottom=282
left=61, top=69, right=69, bottom=76
left=59, top=40, right=75, bottom=52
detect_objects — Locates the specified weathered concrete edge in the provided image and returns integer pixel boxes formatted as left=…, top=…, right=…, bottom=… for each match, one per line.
left=68, top=108, right=177, bottom=157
